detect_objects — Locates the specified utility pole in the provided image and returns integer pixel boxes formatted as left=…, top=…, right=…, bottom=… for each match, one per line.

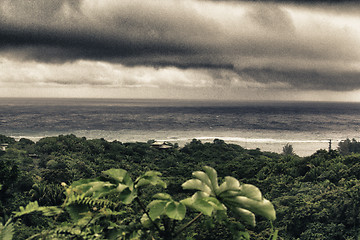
left=328, top=139, right=332, bottom=152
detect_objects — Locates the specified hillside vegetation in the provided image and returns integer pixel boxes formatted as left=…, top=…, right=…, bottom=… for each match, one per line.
left=1, top=134, right=360, bottom=239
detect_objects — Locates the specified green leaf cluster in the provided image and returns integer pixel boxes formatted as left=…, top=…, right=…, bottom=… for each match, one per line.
left=9, top=166, right=276, bottom=240
left=182, top=166, right=276, bottom=227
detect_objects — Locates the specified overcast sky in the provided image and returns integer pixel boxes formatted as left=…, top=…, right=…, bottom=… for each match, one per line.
left=0, top=0, right=359, bottom=101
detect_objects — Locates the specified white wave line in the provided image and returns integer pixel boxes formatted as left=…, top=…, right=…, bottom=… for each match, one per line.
left=156, top=136, right=334, bottom=143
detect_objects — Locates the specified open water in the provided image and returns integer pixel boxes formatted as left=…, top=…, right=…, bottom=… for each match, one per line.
left=1, top=98, right=360, bottom=156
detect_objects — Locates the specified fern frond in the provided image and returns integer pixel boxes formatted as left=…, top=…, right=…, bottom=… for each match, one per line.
left=70, top=195, right=120, bottom=210
left=0, top=219, right=14, bottom=240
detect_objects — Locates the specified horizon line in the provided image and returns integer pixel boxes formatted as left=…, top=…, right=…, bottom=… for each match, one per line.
left=1, top=97, right=360, bottom=103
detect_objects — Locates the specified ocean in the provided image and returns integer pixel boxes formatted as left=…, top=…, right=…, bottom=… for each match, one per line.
left=1, top=98, right=360, bottom=156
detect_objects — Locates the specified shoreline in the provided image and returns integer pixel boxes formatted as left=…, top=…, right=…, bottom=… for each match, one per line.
left=6, top=132, right=339, bottom=157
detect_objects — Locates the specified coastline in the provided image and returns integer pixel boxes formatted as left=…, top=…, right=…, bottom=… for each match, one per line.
left=2, top=98, right=359, bottom=157
left=6, top=130, right=338, bottom=157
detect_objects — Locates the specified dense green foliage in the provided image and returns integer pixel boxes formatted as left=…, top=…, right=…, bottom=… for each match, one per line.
left=1, top=134, right=360, bottom=239
left=338, top=138, right=360, bottom=155
left=5, top=166, right=276, bottom=239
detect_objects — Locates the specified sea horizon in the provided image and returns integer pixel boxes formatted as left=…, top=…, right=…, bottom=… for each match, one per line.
left=1, top=97, right=360, bottom=156
left=2, top=96, right=360, bottom=103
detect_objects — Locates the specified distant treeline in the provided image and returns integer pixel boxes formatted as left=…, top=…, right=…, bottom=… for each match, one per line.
left=1, top=134, right=360, bottom=239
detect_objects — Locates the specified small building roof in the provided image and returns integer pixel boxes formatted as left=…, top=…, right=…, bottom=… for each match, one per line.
left=151, top=141, right=164, bottom=146
left=151, top=141, right=173, bottom=149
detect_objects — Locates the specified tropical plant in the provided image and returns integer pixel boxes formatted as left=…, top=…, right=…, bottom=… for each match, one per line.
left=282, top=144, right=294, bottom=156
left=11, top=166, right=276, bottom=239
left=181, top=166, right=277, bottom=239
left=181, top=166, right=276, bottom=222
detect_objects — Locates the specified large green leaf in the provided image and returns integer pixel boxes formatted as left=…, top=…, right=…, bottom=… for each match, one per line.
left=102, top=169, right=134, bottom=189
left=205, top=197, right=226, bottom=211
left=70, top=179, right=115, bottom=198
left=181, top=197, right=214, bottom=216
left=218, top=190, right=242, bottom=199
left=116, top=186, right=136, bottom=204
left=239, top=184, right=263, bottom=201
left=226, top=196, right=276, bottom=221
left=181, top=192, right=225, bottom=216
left=165, top=201, right=186, bottom=220
left=202, top=166, right=219, bottom=192
left=192, top=171, right=212, bottom=189
left=152, top=193, right=173, bottom=200
left=135, top=171, right=166, bottom=189
left=148, top=200, right=167, bottom=220
left=182, top=179, right=212, bottom=195
left=231, top=207, right=256, bottom=227
left=216, top=176, right=241, bottom=196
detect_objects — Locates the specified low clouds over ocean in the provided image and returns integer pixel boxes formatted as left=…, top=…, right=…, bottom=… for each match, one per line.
left=0, top=0, right=359, bottom=99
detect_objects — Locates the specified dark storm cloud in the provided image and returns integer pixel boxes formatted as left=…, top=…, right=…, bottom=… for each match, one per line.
left=0, top=0, right=219, bottom=63
left=0, top=1, right=296, bottom=61
left=0, top=0, right=359, bottom=92
left=238, top=68, right=360, bottom=91
left=0, top=27, right=194, bottom=63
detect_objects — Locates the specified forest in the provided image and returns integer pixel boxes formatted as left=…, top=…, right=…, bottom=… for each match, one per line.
left=1, top=134, right=360, bottom=239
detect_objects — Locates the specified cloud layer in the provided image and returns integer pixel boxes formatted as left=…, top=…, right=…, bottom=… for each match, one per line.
left=0, top=0, right=359, bottom=97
